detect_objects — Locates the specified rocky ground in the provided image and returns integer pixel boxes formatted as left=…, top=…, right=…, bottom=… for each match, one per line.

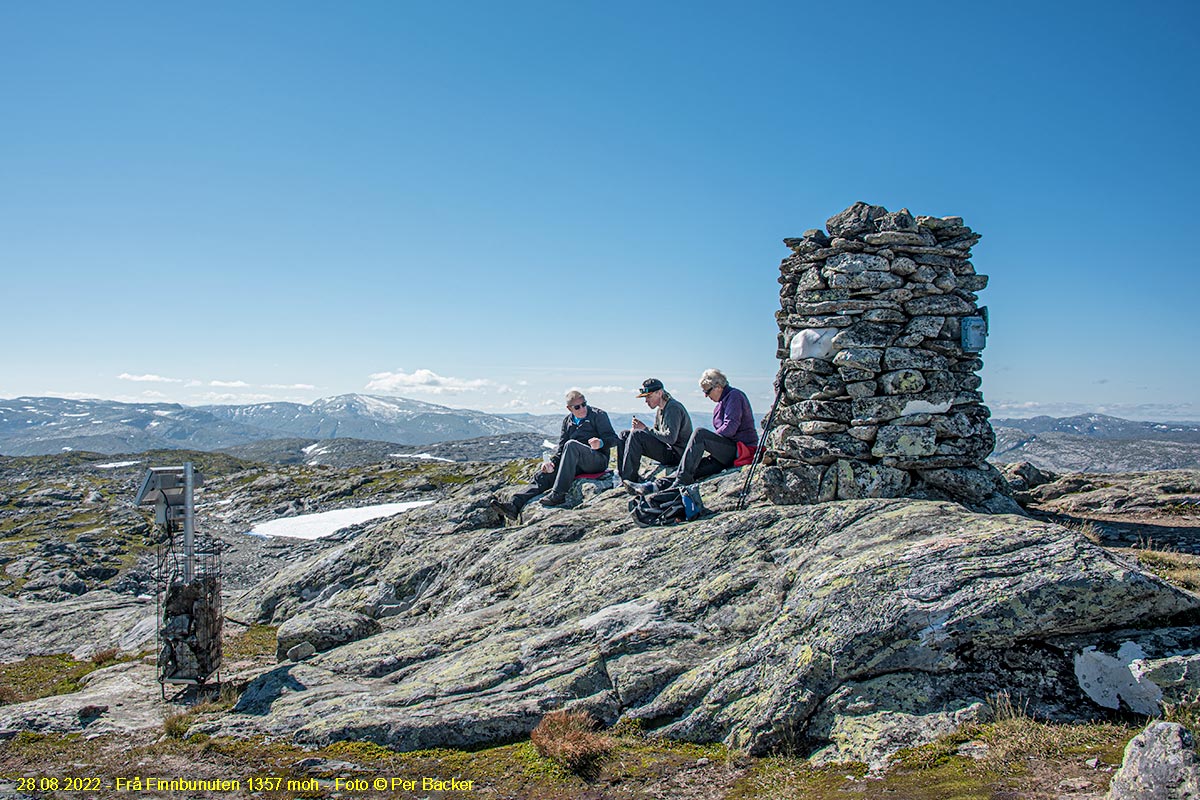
left=1, top=452, right=1198, bottom=798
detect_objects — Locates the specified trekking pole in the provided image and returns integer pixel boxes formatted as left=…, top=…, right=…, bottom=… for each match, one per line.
left=737, top=373, right=784, bottom=511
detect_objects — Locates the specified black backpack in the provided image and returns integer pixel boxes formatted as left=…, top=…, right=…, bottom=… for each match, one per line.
left=629, top=484, right=709, bottom=527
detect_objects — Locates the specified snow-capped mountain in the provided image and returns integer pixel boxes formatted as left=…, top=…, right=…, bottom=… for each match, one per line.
left=990, top=414, right=1200, bottom=472
left=201, top=394, right=540, bottom=445
left=0, top=395, right=542, bottom=456
left=991, top=414, right=1200, bottom=443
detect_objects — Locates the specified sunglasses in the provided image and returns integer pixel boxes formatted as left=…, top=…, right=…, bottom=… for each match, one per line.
left=702, top=386, right=715, bottom=396
left=569, top=402, right=586, bottom=411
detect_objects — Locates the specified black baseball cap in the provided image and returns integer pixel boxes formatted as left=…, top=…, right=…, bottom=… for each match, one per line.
left=637, top=378, right=664, bottom=397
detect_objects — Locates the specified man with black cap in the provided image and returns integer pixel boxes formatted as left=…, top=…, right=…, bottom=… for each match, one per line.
left=616, top=378, right=693, bottom=483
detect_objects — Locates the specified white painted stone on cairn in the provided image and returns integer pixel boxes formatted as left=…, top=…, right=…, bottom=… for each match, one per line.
left=764, top=202, right=1018, bottom=513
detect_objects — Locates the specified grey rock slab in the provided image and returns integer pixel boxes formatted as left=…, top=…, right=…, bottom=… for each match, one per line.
left=204, top=487, right=1200, bottom=760
left=0, top=590, right=156, bottom=662
left=904, top=295, right=976, bottom=316
left=762, top=464, right=827, bottom=505
left=883, top=347, right=950, bottom=372
left=783, top=371, right=846, bottom=403
left=824, top=253, right=890, bottom=274
left=807, top=673, right=985, bottom=769
left=832, top=348, right=883, bottom=373
left=872, top=426, right=937, bottom=459
left=835, top=460, right=911, bottom=500
left=914, top=464, right=1012, bottom=506
left=831, top=323, right=902, bottom=349
left=828, top=271, right=904, bottom=291
left=864, top=231, right=936, bottom=247
left=0, top=662, right=165, bottom=738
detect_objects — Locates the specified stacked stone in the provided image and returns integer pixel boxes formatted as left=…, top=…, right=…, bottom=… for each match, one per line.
left=159, top=575, right=222, bottom=683
left=762, top=202, right=1001, bottom=507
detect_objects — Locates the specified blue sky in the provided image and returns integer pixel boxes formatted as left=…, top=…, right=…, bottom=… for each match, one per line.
left=2, top=1, right=1197, bottom=421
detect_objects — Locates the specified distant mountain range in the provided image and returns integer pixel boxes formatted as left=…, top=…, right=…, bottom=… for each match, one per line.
left=20, top=396, right=1192, bottom=473
left=0, top=395, right=714, bottom=457
left=990, top=414, right=1200, bottom=473
left=0, top=395, right=548, bottom=456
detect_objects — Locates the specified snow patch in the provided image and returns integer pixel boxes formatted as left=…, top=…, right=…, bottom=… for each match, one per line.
left=791, top=328, right=840, bottom=360
left=247, top=501, right=434, bottom=541
left=901, top=399, right=952, bottom=416
left=95, top=460, right=142, bottom=469
left=62, top=412, right=91, bottom=418
left=388, top=453, right=454, bottom=463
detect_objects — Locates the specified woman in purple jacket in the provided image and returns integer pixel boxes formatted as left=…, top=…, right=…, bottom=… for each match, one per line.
left=659, top=368, right=757, bottom=489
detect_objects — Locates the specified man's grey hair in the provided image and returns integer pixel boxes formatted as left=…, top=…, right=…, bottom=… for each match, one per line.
left=699, top=369, right=728, bottom=391
left=565, top=388, right=586, bottom=405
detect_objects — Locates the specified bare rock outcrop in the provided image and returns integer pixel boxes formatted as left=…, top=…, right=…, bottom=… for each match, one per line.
left=200, top=474, right=1199, bottom=764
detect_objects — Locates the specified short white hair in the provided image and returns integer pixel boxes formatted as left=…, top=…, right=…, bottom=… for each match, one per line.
left=565, top=388, right=586, bottom=404
left=699, top=369, right=728, bottom=391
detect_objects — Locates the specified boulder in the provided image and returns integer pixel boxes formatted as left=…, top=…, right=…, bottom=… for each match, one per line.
left=276, top=608, right=382, bottom=661
left=1107, top=722, right=1200, bottom=800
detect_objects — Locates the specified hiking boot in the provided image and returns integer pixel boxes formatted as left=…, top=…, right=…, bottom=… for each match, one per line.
left=623, top=479, right=657, bottom=496
left=489, top=498, right=519, bottom=522
left=540, top=492, right=568, bottom=507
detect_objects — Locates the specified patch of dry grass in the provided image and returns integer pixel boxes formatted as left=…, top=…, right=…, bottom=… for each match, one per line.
left=529, top=710, right=613, bottom=774
left=1130, top=546, right=1200, bottom=593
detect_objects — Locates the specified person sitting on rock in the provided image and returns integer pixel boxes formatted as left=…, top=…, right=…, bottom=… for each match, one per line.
left=616, top=378, right=693, bottom=483
left=491, top=388, right=618, bottom=519
left=629, top=368, right=757, bottom=493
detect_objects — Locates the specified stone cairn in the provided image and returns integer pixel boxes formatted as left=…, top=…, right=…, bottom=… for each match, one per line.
left=761, top=202, right=1013, bottom=512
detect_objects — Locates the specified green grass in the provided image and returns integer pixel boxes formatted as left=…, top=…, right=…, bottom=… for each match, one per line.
left=0, top=650, right=130, bottom=706
left=224, top=624, right=278, bottom=662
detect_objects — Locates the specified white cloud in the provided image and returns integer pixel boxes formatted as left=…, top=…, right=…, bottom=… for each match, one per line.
left=142, top=390, right=168, bottom=399
left=210, top=380, right=250, bottom=388
left=265, top=383, right=316, bottom=390
left=118, top=373, right=182, bottom=383
left=196, top=392, right=276, bottom=404
left=35, top=391, right=101, bottom=400
left=365, top=368, right=495, bottom=395
left=584, top=385, right=625, bottom=394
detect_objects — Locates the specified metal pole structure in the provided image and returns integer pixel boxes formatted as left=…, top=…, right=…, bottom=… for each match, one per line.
left=184, top=461, right=195, bottom=583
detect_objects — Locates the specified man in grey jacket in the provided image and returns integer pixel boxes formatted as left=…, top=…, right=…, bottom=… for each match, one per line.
left=616, top=378, right=693, bottom=482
